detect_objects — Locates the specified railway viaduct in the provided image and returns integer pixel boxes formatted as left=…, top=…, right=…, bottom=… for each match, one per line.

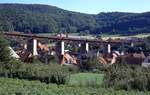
left=2, top=32, right=131, bottom=63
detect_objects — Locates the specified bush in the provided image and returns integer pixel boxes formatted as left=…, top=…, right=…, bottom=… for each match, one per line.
left=81, top=54, right=102, bottom=71
left=0, top=34, right=15, bottom=64
left=65, top=65, right=79, bottom=73
left=0, top=63, right=70, bottom=85
left=103, top=61, right=150, bottom=91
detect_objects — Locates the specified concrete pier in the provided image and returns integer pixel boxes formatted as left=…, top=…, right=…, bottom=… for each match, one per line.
left=33, top=39, right=38, bottom=56
left=61, top=41, right=65, bottom=55
left=85, top=42, right=89, bottom=52
left=108, top=44, right=111, bottom=53
left=80, top=42, right=89, bottom=54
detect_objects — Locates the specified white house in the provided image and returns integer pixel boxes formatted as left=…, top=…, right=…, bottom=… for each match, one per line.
left=8, top=47, right=20, bottom=59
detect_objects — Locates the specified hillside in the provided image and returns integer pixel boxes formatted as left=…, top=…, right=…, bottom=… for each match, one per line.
left=0, top=4, right=150, bottom=35
left=95, top=12, right=150, bottom=35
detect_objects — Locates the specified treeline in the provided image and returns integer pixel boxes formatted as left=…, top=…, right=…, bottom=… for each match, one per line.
left=95, top=12, right=150, bottom=35
left=0, top=4, right=150, bottom=35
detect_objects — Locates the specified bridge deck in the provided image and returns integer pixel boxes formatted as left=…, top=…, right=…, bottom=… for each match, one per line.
left=3, top=32, right=129, bottom=44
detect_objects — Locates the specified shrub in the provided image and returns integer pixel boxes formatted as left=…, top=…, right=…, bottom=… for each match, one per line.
left=65, top=65, right=79, bottom=73
left=81, top=54, right=102, bottom=71
left=0, top=34, right=15, bottom=64
left=103, top=61, right=150, bottom=91
left=0, top=63, right=70, bottom=85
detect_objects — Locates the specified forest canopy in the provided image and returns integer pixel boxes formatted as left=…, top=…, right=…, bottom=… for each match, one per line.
left=0, top=4, right=150, bottom=35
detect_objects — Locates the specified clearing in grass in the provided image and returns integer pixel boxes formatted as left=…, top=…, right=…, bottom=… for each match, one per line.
left=68, top=73, right=104, bottom=87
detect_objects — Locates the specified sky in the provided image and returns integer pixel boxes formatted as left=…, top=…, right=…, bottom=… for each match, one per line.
left=0, top=0, right=150, bottom=14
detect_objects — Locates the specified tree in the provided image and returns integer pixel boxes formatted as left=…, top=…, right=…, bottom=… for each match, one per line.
left=0, top=34, right=12, bottom=64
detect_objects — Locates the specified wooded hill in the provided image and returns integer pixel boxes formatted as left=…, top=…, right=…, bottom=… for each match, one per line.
left=0, top=4, right=150, bottom=35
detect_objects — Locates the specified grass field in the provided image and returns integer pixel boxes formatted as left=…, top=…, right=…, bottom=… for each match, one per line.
left=37, top=33, right=150, bottom=41
left=0, top=77, right=150, bottom=95
left=101, top=33, right=150, bottom=40
left=68, top=73, right=104, bottom=87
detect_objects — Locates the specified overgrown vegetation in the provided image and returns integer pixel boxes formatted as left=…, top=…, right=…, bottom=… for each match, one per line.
left=0, top=63, right=70, bottom=85
left=0, top=34, right=13, bottom=64
left=0, top=77, right=149, bottom=95
left=80, top=53, right=108, bottom=73
left=103, top=59, right=150, bottom=91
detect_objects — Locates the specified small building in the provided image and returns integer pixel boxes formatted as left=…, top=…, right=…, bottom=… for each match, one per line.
left=9, top=47, right=20, bottom=59
left=122, top=52, right=145, bottom=65
left=142, top=55, right=150, bottom=67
